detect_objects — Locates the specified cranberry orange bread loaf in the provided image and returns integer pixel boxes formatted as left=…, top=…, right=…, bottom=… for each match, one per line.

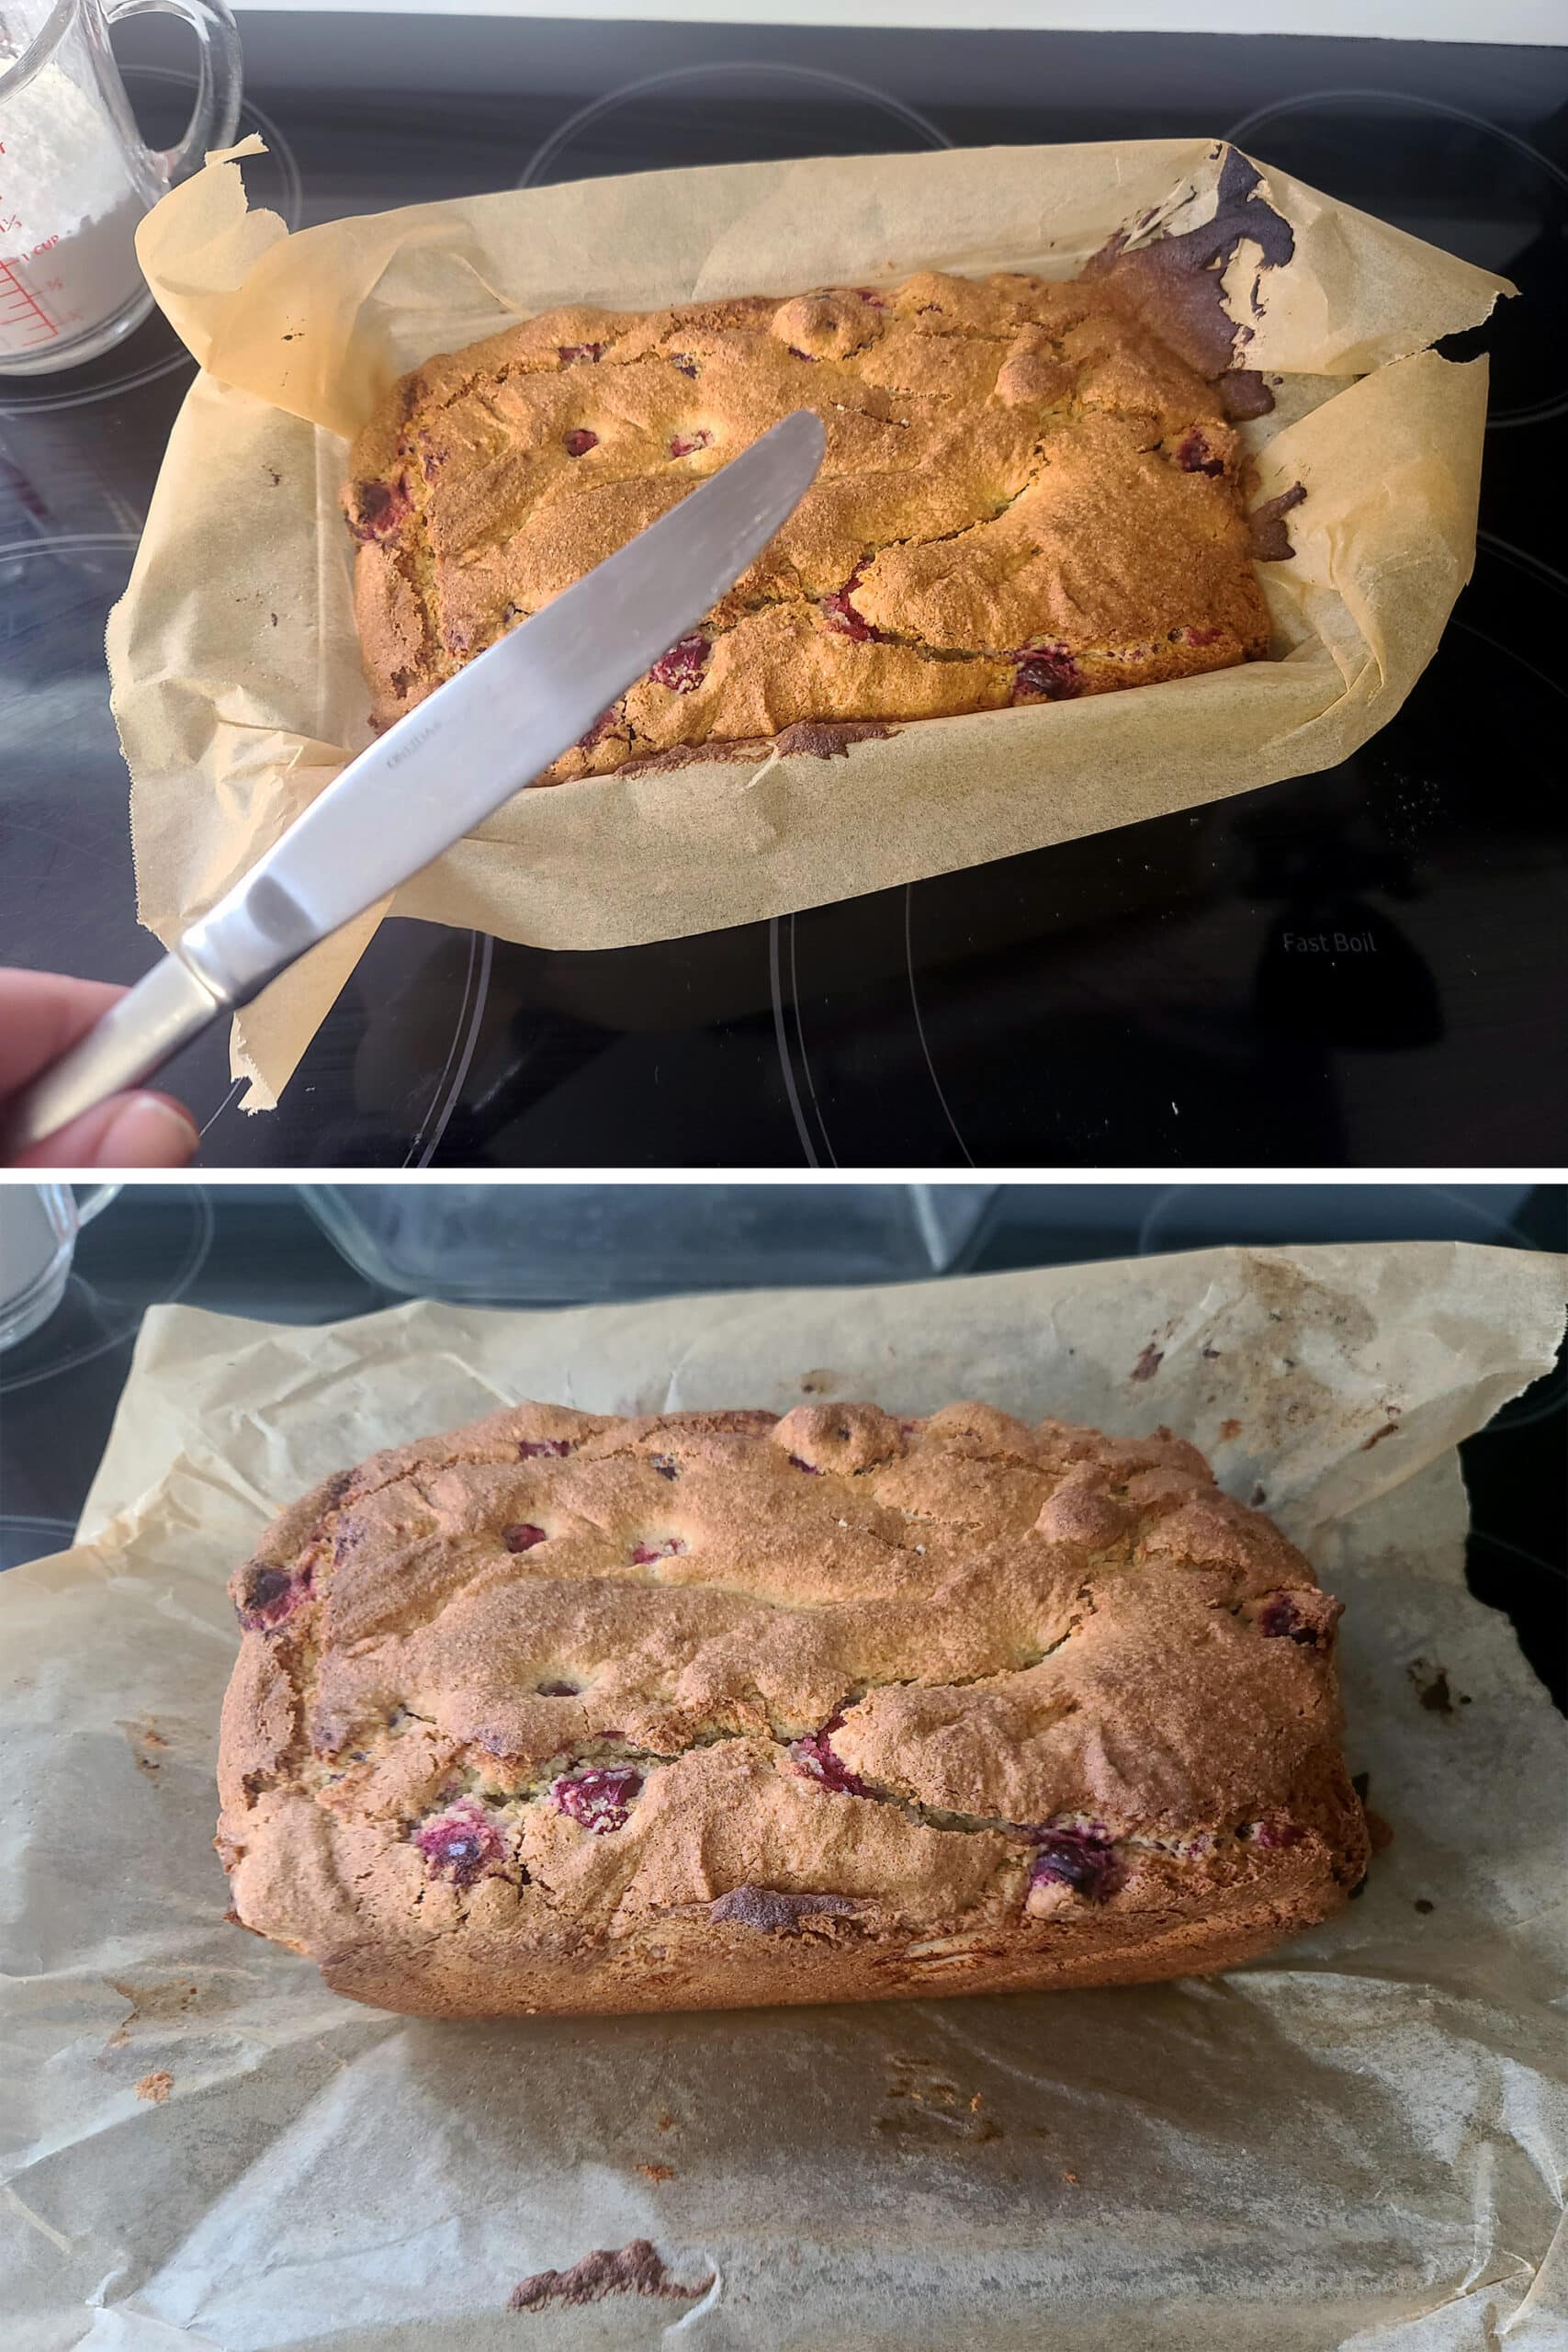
left=217, top=1400, right=1367, bottom=2016
left=344, top=264, right=1279, bottom=781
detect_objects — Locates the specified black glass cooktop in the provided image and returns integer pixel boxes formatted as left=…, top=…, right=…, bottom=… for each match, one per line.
left=2, top=23, right=1564, bottom=1167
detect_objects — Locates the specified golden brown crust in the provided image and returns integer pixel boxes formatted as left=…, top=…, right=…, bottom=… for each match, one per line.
left=216, top=1400, right=1367, bottom=2017
left=343, top=267, right=1274, bottom=780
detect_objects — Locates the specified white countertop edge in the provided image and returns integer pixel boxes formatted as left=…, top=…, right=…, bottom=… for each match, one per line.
left=229, top=0, right=1568, bottom=45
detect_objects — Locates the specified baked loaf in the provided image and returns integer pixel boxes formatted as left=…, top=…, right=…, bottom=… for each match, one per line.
left=344, top=265, right=1277, bottom=780
left=217, top=1400, right=1367, bottom=2017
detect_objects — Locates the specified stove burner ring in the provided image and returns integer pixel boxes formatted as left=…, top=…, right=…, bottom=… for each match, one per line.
left=0, top=1516, right=77, bottom=1571
left=405, top=929, right=492, bottom=1169
left=1224, top=87, right=1568, bottom=430
left=778, top=542, right=1568, bottom=1172
left=769, top=912, right=832, bottom=1170
left=518, top=57, right=952, bottom=189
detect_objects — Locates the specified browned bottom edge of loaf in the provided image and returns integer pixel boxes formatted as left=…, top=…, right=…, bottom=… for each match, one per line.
left=615, top=718, right=897, bottom=777
left=316, top=1873, right=1349, bottom=2018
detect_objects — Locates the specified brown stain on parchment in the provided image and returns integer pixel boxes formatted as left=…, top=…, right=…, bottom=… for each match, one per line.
left=1086, top=146, right=1296, bottom=379
left=1408, top=1659, right=1472, bottom=1718
left=118, top=1714, right=207, bottom=1777
left=118, top=1719, right=170, bottom=1775
left=105, top=1976, right=202, bottom=2048
left=1248, top=481, right=1307, bottom=561
left=1187, top=1252, right=1397, bottom=1468
left=1123, top=1258, right=1381, bottom=1476
left=1243, top=1253, right=1378, bottom=1346
left=507, top=2241, right=711, bottom=2312
left=135, top=2071, right=174, bottom=2103
left=876, top=2059, right=1002, bottom=2146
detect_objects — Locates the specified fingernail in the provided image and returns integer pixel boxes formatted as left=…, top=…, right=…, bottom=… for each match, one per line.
left=97, top=1094, right=200, bottom=1167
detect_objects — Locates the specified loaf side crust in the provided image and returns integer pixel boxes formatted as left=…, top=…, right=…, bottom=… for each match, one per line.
left=216, top=1401, right=1367, bottom=2016
left=343, top=266, right=1276, bottom=779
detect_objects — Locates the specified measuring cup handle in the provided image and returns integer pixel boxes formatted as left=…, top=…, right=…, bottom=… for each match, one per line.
left=103, top=0, right=243, bottom=186
left=74, top=1184, right=124, bottom=1229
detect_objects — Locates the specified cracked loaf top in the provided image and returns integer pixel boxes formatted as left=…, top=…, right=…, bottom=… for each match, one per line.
left=343, top=260, right=1280, bottom=782
left=217, top=1400, right=1368, bottom=2018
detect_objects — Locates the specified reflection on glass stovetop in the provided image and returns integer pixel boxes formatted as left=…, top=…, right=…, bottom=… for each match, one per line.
left=0, top=26, right=1563, bottom=1168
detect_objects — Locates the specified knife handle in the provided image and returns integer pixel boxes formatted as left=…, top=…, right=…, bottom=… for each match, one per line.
left=5, top=956, right=224, bottom=1155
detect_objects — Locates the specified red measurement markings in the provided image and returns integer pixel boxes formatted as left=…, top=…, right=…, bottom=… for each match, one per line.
left=0, top=260, right=59, bottom=345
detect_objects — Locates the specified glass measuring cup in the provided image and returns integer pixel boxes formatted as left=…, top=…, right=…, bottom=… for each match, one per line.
left=0, top=1181, right=119, bottom=1350
left=0, top=0, right=241, bottom=374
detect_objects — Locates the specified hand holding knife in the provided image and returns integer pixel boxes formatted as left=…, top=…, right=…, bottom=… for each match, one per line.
left=6, top=410, right=825, bottom=1157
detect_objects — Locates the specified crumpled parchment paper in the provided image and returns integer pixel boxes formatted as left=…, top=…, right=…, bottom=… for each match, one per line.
left=3, top=1239, right=1565, bottom=2350
left=107, top=137, right=1511, bottom=1108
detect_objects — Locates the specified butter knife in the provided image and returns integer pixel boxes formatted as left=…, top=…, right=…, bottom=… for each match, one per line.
left=9, top=408, right=825, bottom=1153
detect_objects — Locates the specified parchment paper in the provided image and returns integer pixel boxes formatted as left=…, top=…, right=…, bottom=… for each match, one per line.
left=107, top=138, right=1511, bottom=1109
left=4, top=1242, right=1566, bottom=2351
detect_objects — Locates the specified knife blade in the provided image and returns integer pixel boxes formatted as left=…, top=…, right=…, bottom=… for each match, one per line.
left=8, top=408, right=825, bottom=1154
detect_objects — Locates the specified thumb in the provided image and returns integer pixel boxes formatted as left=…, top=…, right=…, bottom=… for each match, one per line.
left=12, top=1091, right=199, bottom=1170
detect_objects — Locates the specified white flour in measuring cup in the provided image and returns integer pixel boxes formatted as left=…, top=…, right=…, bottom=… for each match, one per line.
left=0, top=59, right=162, bottom=359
